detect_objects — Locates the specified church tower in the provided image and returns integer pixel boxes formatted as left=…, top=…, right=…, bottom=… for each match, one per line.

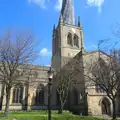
left=52, top=0, right=84, bottom=70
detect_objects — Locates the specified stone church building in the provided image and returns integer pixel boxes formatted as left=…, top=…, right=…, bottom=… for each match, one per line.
left=0, top=0, right=120, bottom=116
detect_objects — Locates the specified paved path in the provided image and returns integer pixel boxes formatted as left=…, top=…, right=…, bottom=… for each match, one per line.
left=94, top=115, right=120, bottom=120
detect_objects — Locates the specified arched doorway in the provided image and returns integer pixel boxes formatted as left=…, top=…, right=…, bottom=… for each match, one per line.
left=101, top=97, right=111, bottom=115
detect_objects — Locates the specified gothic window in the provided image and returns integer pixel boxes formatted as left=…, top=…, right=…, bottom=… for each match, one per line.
left=67, top=33, right=72, bottom=46
left=12, top=86, right=23, bottom=103
left=74, top=34, right=79, bottom=47
left=35, top=85, right=44, bottom=105
left=73, top=87, right=78, bottom=105
left=56, top=90, right=60, bottom=105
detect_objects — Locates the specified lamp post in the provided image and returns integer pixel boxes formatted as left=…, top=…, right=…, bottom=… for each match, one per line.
left=47, top=67, right=53, bottom=120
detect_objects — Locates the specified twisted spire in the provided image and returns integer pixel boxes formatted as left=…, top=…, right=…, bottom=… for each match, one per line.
left=60, top=0, right=75, bottom=25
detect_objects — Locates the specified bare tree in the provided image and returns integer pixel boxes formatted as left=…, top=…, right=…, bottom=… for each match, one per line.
left=55, top=68, right=72, bottom=114
left=0, top=31, right=37, bottom=116
left=54, top=40, right=120, bottom=119
left=84, top=48, right=120, bottom=120
left=55, top=55, right=83, bottom=114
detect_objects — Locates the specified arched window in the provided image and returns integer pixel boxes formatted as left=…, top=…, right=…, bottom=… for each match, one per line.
left=56, top=90, right=60, bottom=105
left=67, top=33, right=72, bottom=46
left=35, top=85, right=44, bottom=105
left=12, top=86, right=23, bottom=103
left=73, top=87, right=78, bottom=105
left=74, top=35, right=79, bottom=47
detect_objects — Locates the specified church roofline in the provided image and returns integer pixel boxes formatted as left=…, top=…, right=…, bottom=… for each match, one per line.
left=24, top=64, right=51, bottom=71
left=70, top=50, right=111, bottom=60
left=84, top=50, right=111, bottom=57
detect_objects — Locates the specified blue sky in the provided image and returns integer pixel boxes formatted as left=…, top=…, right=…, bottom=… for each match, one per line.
left=0, top=0, right=120, bottom=66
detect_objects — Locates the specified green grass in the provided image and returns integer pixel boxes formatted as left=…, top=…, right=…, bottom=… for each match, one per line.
left=0, top=111, right=102, bottom=120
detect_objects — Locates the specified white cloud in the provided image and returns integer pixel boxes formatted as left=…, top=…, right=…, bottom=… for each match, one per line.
left=40, top=48, right=51, bottom=56
left=55, top=0, right=62, bottom=11
left=28, top=0, right=49, bottom=9
left=87, top=0, right=104, bottom=13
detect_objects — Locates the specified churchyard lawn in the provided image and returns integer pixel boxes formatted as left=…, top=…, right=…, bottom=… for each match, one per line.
left=0, top=111, right=102, bottom=120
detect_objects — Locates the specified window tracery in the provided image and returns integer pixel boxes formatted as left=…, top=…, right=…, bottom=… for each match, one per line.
left=74, top=34, right=79, bottom=47
left=12, top=85, right=23, bottom=103
left=67, top=33, right=72, bottom=46
left=35, top=84, right=44, bottom=105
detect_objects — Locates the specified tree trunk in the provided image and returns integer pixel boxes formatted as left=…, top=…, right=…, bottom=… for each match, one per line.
left=0, top=84, right=5, bottom=110
left=112, top=100, right=116, bottom=120
left=58, top=103, right=63, bottom=114
left=4, top=86, right=11, bottom=117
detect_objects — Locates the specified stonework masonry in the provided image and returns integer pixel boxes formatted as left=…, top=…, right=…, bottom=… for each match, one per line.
left=0, top=0, right=120, bottom=117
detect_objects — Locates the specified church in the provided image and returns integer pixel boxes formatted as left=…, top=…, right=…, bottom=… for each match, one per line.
left=0, top=0, right=120, bottom=116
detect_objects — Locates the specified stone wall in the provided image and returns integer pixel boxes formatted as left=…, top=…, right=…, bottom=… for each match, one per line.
left=86, top=87, right=112, bottom=116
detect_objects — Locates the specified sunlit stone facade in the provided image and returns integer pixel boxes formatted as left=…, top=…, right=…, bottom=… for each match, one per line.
left=0, top=0, right=120, bottom=116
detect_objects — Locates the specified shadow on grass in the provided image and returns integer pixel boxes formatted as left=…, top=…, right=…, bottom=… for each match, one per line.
left=0, top=111, right=102, bottom=120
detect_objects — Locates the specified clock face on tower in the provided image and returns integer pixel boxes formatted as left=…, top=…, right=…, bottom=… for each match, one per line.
left=71, top=28, right=76, bottom=34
